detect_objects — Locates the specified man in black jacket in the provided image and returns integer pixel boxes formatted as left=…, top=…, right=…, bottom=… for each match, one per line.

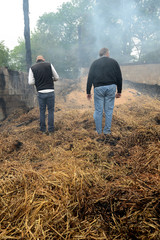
left=28, top=55, right=59, bottom=135
left=86, top=48, right=122, bottom=137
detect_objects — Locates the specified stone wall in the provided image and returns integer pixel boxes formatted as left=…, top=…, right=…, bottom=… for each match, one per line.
left=0, top=67, right=75, bottom=121
left=0, top=68, right=37, bottom=121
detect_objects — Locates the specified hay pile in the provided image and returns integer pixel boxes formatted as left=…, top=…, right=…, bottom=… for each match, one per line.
left=0, top=81, right=160, bottom=239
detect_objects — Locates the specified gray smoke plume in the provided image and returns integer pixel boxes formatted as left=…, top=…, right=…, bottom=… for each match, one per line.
left=89, top=0, right=160, bottom=64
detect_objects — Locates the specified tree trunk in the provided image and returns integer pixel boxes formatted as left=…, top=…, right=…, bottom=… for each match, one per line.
left=23, top=0, right=32, bottom=72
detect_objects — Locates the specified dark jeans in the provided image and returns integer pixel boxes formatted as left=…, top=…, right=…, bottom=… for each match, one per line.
left=38, top=92, right=55, bottom=132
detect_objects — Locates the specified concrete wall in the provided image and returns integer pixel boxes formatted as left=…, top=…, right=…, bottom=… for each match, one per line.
left=121, top=63, right=160, bottom=86
left=81, top=63, right=160, bottom=86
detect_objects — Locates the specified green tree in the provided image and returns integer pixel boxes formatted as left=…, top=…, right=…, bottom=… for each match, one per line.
left=32, top=0, right=94, bottom=78
left=36, top=0, right=96, bottom=70
left=0, top=41, right=9, bottom=67
left=9, top=40, right=26, bottom=71
left=9, top=0, right=160, bottom=76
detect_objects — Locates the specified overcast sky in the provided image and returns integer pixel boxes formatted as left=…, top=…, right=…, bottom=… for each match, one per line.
left=0, top=0, right=70, bottom=50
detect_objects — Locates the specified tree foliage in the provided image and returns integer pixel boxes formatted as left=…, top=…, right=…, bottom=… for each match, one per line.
left=31, top=0, right=95, bottom=78
left=9, top=0, right=160, bottom=77
left=9, top=40, right=26, bottom=71
left=0, top=41, right=9, bottom=67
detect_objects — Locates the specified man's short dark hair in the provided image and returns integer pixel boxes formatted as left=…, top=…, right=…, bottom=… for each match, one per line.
left=99, top=48, right=109, bottom=57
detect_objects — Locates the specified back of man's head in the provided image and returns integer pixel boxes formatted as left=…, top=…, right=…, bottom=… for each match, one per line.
left=36, top=55, right=45, bottom=62
left=99, top=48, right=109, bottom=57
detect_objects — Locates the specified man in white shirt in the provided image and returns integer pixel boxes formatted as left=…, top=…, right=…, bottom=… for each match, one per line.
left=28, top=55, right=59, bottom=135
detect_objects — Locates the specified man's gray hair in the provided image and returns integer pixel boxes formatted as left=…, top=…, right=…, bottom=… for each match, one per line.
left=99, top=48, right=109, bottom=57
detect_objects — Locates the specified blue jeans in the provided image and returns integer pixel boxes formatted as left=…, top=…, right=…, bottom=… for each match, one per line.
left=38, top=92, right=55, bottom=132
left=94, top=85, right=116, bottom=134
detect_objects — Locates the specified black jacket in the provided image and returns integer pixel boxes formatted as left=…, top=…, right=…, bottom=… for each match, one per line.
left=86, top=56, right=122, bottom=94
left=31, top=61, right=54, bottom=91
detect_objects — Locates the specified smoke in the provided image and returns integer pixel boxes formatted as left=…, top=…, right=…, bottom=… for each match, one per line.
left=29, top=0, right=160, bottom=78
left=89, top=0, right=160, bottom=63
left=90, top=0, right=135, bottom=61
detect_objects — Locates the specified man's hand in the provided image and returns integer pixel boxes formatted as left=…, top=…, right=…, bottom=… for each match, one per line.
left=115, top=93, right=121, bottom=98
left=87, top=94, right=92, bottom=100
